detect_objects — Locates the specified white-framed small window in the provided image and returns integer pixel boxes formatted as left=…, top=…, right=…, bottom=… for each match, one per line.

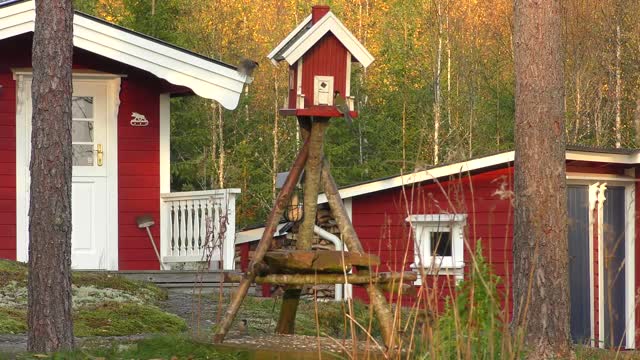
left=406, top=214, right=467, bottom=280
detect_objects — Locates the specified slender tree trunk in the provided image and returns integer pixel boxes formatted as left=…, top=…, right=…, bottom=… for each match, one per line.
left=28, top=0, right=75, bottom=352
left=218, top=103, right=225, bottom=188
left=210, top=101, right=218, bottom=189
left=433, top=0, right=443, bottom=164
left=614, top=23, right=622, bottom=148
left=635, top=98, right=640, bottom=145
left=573, top=72, right=581, bottom=143
left=402, top=100, right=407, bottom=171
left=272, top=76, right=279, bottom=203
left=512, top=0, right=570, bottom=358
left=446, top=7, right=451, bottom=136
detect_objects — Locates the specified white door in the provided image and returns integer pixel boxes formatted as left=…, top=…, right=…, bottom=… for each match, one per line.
left=21, top=80, right=110, bottom=269
left=69, top=82, right=109, bottom=269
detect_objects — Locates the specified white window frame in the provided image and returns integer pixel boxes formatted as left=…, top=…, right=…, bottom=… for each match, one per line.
left=406, top=214, right=466, bottom=281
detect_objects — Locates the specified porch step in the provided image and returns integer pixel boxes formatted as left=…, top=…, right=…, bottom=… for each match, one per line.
left=112, top=270, right=235, bottom=289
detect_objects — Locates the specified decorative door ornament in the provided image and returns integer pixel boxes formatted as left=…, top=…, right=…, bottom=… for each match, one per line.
left=130, top=112, right=149, bottom=127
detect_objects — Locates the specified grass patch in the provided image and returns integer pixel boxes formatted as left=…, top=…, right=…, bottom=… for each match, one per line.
left=234, top=295, right=384, bottom=340
left=72, top=272, right=167, bottom=302
left=0, top=260, right=182, bottom=337
left=0, top=259, right=28, bottom=287
left=74, top=302, right=187, bottom=337
left=0, top=308, right=27, bottom=334
left=13, top=335, right=244, bottom=360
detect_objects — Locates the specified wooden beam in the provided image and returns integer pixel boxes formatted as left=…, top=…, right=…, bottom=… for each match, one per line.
left=277, top=118, right=328, bottom=334
left=321, top=160, right=399, bottom=349
left=213, top=137, right=310, bottom=344
left=225, top=271, right=417, bottom=285
left=263, top=250, right=380, bottom=274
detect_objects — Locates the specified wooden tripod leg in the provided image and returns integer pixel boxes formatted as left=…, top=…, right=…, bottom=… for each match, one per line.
left=213, top=138, right=310, bottom=343
left=275, top=118, right=328, bottom=334
left=321, top=159, right=397, bottom=349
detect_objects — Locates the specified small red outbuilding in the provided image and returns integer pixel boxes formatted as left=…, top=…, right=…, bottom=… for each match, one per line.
left=238, top=146, right=640, bottom=349
left=0, top=0, right=244, bottom=271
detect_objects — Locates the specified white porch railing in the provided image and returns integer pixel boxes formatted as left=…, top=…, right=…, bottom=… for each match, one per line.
left=160, top=189, right=240, bottom=270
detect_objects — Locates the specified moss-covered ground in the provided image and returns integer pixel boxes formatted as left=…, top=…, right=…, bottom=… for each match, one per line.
left=9, top=335, right=244, bottom=360
left=0, top=259, right=186, bottom=337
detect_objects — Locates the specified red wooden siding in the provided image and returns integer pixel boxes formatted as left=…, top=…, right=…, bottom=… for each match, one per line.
left=0, top=35, right=30, bottom=260
left=0, top=71, right=17, bottom=260
left=300, top=33, right=348, bottom=108
left=117, top=74, right=163, bottom=270
left=351, top=167, right=516, bottom=312
left=0, top=34, right=168, bottom=269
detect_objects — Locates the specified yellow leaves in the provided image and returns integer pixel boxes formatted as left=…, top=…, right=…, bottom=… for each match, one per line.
left=96, top=0, right=129, bottom=25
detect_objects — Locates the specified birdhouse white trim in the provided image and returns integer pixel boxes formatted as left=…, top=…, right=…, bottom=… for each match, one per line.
left=267, top=11, right=374, bottom=68
left=267, top=14, right=313, bottom=66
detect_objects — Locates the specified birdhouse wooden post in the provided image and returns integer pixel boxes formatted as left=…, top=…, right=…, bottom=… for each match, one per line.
left=215, top=6, right=404, bottom=350
left=267, top=5, right=374, bottom=119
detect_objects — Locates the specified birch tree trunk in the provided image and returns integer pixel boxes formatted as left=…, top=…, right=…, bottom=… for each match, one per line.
left=635, top=99, right=640, bottom=145
left=512, top=0, right=570, bottom=358
left=28, top=0, right=75, bottom=352
left=614, top=23, right=622, bottom=148
left=211, top=101, right=218, bottom=189
left=433, top=0, right=443, bottom=164
left=272, top=76, right=279, bottom=203
left=218, top=103, right=225, bottom=188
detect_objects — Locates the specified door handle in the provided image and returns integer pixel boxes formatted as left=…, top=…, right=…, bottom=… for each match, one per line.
left=97, top=144, right=103, bottom=167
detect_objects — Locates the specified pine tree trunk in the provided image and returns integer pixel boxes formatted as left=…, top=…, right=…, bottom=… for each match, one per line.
left=28, top=0, right=75, bottom=352
left=512, top=0, right=570, bottom=358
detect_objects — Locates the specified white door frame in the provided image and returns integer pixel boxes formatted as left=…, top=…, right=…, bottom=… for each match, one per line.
left=568, top=172, right=636, bottom=349
left=13, top=70, right=121, bottom=270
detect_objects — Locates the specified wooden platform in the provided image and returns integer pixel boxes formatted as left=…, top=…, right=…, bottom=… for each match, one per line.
left=104, top=270, right=234, bottom=289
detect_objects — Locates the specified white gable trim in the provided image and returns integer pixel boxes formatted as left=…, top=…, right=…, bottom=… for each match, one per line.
left=318, top=151, right=516, bottom=203
left=0, top=1, right=247, bottom=110
left=317, top=149, right=640, bottom=203
left=267, top=14, right=312, bottom=66
left=277, top=12, right=374, bottom=68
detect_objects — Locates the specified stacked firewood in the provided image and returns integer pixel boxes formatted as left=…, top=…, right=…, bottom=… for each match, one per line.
left=282, top=204, right=343, bottom=299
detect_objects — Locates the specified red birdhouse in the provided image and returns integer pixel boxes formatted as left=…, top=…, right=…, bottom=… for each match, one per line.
left=267, top=5, right=374, bottom=119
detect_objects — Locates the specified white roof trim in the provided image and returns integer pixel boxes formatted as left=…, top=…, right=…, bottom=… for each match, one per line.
left=236, top=223, right=288, bottom=245
left=0, top=1, right=247, bottom=110
left=267, top=14, right=312, bottom=66
left=317, top=149, right=640, bottom=203
left=240, top=149, right=640, bottom=242
left=318, top=151, right=516, bottom=203
left=271, top=12, right=374, bottom=68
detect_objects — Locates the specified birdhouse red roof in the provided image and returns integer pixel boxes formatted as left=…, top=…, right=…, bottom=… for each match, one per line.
left=268, top=6, right=374, bottom=118
left=267, top=6, right=374, bottom=68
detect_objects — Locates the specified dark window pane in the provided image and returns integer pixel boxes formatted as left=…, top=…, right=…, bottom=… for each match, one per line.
left=431, top=231, right=451, bottom=256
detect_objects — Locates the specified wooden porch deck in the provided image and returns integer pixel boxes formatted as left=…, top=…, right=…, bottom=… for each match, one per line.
left=107, top=270, right=237, bottom=289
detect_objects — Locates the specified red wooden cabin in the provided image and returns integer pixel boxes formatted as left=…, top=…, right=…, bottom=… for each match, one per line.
left=238, top=146, right=640, bottom=349
left=267, top=5, right=374, bottom=118
left=0, top=0, right=243, bottom=271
